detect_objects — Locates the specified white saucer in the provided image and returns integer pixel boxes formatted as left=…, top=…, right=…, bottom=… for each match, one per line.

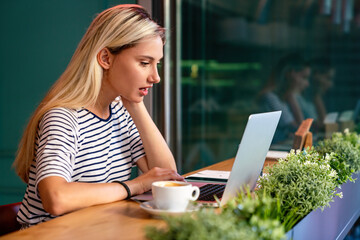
left=140, top=201, right=199, bottom=217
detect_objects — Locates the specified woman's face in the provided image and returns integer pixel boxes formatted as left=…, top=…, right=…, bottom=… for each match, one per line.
left=104, top=36, right=163, bottom=103
left=291, top=67, right=311, bottom=92
left=314, top=69, right=335, bottom=92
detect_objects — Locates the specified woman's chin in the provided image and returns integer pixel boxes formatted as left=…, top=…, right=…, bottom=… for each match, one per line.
left=121, top=96, right=143, bottom=104
left=131, top=97, right=144, bottom=103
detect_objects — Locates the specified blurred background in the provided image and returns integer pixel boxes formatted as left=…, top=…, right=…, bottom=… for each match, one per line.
left=1, top=0, right=360, bottom=205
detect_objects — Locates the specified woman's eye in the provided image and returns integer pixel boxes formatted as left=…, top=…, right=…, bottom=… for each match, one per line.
left=140, top=62, right=150, bottom=66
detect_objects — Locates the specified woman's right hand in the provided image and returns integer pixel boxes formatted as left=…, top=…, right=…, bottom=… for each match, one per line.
left=126, top=167, right=184, bottom=195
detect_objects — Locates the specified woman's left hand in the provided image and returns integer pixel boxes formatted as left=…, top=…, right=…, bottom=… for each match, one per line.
left=126, top=167, right=184, bottom=195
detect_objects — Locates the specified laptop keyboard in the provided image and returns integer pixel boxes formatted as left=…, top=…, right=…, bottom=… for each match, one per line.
left=198, top=184, right=226, bottom=201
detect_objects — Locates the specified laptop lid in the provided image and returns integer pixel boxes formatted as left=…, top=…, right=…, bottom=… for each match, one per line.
left=219, top=110, right=281, bottom=205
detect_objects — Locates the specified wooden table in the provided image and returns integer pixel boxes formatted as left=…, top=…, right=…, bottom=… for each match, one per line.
left=1, top=157, right=277, bottom=240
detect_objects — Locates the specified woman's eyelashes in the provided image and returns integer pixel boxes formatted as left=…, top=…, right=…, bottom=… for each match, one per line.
left=140, top=61, right=162, bottom=68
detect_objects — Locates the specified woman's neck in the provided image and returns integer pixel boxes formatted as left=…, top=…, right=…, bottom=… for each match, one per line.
left=85, top=89, right=114, bottom=119
left=85, top=103, right=110, bottom=119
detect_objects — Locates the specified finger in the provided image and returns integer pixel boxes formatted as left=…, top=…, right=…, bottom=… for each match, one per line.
left=173, top=173, right=185, bottom=181
left=163, top=171, right=184, bottom=181
left=148, top=168, right=184, bottom=181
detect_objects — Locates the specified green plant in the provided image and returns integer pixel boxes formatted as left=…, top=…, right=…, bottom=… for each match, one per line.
left=222, top=188, right=286, bottom=239
left=335, top=129, right=360, bottom=148
left=316, top=130, right=360, bottom=184
left=146, top=188, right=286, bottom=240
left=146, top=208, right=257, bottom=240
left=146, top=131, right=360, bottom=239
left=257, top=149, right=340, bottom=230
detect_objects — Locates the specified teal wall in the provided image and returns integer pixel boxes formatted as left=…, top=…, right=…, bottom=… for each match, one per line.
left=0, top=0, right=135, bottom=205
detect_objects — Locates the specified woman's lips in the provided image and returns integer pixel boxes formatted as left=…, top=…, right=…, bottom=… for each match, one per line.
left=139, top=88, right=149, bottom=96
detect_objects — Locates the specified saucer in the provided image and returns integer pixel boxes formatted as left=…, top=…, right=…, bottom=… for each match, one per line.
left=140, top=201, right=199, bottom=217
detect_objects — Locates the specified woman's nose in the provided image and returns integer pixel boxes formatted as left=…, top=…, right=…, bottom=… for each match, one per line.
left=149, top=65, right=161, bottom=83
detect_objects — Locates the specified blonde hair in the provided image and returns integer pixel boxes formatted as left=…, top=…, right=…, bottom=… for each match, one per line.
left=14, top=4, right=165, bottom=183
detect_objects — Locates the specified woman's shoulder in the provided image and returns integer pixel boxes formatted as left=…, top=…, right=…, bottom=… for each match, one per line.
left=43, top=107, right=79, bottom=119
left=260, top=91, right=281, bottom=102
left=41, top=107, right=80, bottom=129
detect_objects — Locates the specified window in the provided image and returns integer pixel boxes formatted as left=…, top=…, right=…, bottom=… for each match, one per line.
left=179, top=0, right=360, bottom=173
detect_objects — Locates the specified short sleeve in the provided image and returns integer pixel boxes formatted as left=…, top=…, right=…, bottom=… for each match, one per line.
left=35, top=108, right=78, bottom=193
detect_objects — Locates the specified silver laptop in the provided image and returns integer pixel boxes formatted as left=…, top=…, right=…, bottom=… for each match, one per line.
left=131, top=111, right=281, bottom=207
left=187, top=111, right=281, bottom=206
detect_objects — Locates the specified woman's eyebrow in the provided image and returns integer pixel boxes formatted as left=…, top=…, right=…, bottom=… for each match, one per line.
left=138, top=55, right=154, bottom=60
left=138, top=55, right=163, bottom=61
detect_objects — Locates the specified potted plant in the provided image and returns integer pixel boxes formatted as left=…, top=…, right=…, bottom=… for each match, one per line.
left=146, top=188, right=286, bottom=240
left=315, top=129, right=360, bottom=184
left=146, top=130, right=360, bottom=240
left=257, top=148, right=341, bottom=232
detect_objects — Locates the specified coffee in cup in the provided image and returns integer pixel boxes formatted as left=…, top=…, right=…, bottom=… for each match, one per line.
left=152, top=181, right=200, bottom=212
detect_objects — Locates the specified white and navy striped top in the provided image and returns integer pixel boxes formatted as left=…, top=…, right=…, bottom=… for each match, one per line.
left=17, top=100, right=145, bottom=226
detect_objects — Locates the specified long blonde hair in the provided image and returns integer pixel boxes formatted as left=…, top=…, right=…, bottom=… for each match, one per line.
left=14, top=4, right=165, bottom=183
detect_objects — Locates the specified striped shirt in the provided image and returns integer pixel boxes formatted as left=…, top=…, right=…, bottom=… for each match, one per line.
left=17, top=100, right=145, bottom=226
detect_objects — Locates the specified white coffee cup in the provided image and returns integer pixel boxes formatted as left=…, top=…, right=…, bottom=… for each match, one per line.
left=152, top=181, right=200, bottom=212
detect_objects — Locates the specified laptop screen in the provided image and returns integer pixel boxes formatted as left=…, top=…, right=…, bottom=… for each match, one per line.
left=220, top=111, right=281, bottom=205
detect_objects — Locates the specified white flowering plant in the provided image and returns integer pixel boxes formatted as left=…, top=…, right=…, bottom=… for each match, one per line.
left=146, top=131, right=360, bottom=239
left=257, top=148, right=341, bottom=231
left=146, top=187, right=286, bottom=240
left=316, top=129, right=360, bottom=184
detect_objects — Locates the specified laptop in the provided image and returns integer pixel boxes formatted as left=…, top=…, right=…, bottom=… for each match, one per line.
left=132, top=111, right=281, bottom=207
left=186, top=111, right=281, bottom=206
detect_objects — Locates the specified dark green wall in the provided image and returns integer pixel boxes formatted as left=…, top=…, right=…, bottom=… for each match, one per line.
left=0, top=0, right=135, bottom=205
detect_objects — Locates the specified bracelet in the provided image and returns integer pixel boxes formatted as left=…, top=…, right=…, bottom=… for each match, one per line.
left=115, top=181, right=132, bottom=200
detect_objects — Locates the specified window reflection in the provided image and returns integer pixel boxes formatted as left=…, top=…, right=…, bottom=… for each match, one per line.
left=180, top=0, right=360, bottom=173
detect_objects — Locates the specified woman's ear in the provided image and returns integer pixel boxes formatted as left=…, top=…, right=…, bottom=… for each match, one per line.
left=97, top=48, right=112, bottom=70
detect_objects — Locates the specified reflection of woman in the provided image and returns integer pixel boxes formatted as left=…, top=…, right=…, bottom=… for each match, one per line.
left=259, top=53, right=315, bottom=142
left=281, top=56, right=313, bottom=126
left=309, top=57, right=335, bottom=129
left=258, top=54, right=299, bottom=142
left=13, top=5, right=183, bottom=228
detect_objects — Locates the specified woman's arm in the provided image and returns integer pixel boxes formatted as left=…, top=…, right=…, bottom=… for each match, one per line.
left=38, top=176, right=126, bottom=216
left=313, top=94, right=326, bottom=124
left=122, top=100, right=177, bottom=171
left=38, top=166, right=183, bottom=216
left=286, top=94, right=304, bottom=126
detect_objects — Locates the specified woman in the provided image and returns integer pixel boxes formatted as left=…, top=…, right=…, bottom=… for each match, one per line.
left=257, top=54, right=299, bottom=143
left=13, top=4, right=183, bottom=227
left=309, top=57, right=335, bottom=130
left=280, top=54, right=313, bottom=126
